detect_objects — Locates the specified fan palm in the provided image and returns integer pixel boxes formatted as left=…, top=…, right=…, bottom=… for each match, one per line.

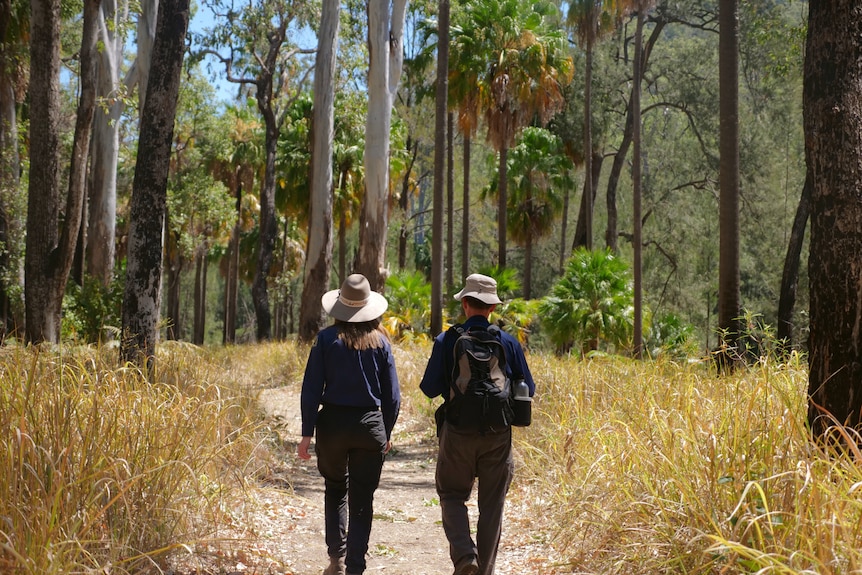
left=450, top=0, right=572, bottom=267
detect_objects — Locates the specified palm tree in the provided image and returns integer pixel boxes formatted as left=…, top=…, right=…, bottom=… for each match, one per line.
left=717, top=0, right=740, bottom=367
left=450, top=0, right=572, bottom=268
left=506, top=127, right=572, bottom=298
left=566, top=0, right=627, bottom=251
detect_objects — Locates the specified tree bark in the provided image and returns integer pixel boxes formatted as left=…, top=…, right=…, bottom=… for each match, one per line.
left=298, top=0, right=338, bottom=342
left=572, top=152, right=603, bottom=250
left=120, top=0, right=189, bottom=369
left=24, top=0, right=62, bottom=343
left=717, top=0, right=741, bottom=364
left=776, top=170, right=810, bottom=351
left=446, top=110, right=454, bottom=292
left=223, top=180, right=241, bottom=345
left=357, top=0, right=408, bottom=291
left=86, top=0, right=126, bottom=287
left=632, top=6, right=645, bottom=359
left=430, top=0, right=448, bottom=336
left=497, top=145, right=508, bottom=267
left=583, top=40, right=594, bottom=250
left=461, top=135, right=471, bottom=280
left=805, top=0, right=862, bottom=439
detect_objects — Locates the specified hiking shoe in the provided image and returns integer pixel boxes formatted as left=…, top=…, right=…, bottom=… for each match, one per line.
left=453, top=555, right=479, bottom=575
left=323, top=556, right=345, bottom=575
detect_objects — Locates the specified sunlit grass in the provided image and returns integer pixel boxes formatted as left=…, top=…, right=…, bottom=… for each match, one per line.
left=0, top=341, right=266, bottom=574
left=517, top=351, right=862, bottom=574
left=5, top=338, right=862, bottom=574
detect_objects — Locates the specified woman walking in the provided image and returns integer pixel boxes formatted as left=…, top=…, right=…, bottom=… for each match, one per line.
left=298, top=274, right=401, bottom=575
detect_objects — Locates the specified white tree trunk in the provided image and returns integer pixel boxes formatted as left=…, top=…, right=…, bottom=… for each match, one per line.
left=357, top=0, right=408, bottom=290
left=137, top=0, right=158, bottom=113
left=298, top=0, right=339, bottom=341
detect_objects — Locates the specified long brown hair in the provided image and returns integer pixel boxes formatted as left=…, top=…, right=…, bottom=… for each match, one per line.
left=335, top=318, right=389, bottom=350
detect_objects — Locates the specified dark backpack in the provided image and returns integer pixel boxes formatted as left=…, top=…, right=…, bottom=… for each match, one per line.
left=444, top=324, right=514, bottom=432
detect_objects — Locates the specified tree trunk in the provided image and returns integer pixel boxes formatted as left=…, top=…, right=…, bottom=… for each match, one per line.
left=559, top=184, right=569, bottom=274
left=805, top=1, right=862, bottom=439
left=192, top=243, right=207, bottom=345
left=86, top=0, right=125, bottom=287
left=461, top=135, right=471, bottom=280
left=430, top=0, right=448, bottom=336
left=251, top=87, right=282, bottom=341
left=120, top=0, right=189, bottom=369
left=497, top=145, right=508, bottom=268
left=137, top=0, right=158, bottom=114
left=524, top=185, right=533, bottom=299
left=632, top=6, right=645, bottom=359
left=357, top=0, right=408, bottom=291
left=605, top=19, right=664, bottom=255
left=223, top=181, right=241, bottom=345
left=583, top=40, right=594, bottom=250
left=717, top=0, right=741, bottom=363
left=24, top=0, right=62, bottom=343
left=298, top=0, right=338, bottom=342
left=777, top=170, right=810, bottom=351
left=446, top=110, right=454, bottom=292
left=572, top=152, right=603, bottom=250
left=398, top=135, right=416, bottom=270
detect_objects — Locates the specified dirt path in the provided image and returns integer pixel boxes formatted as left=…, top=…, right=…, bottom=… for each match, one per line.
left=173, top=384, right=561, bottom=575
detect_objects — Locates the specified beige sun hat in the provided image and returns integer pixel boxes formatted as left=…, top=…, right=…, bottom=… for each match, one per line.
left=453, top=273, right=503, bottom=305
left=321, top=273, right=389, bottom=322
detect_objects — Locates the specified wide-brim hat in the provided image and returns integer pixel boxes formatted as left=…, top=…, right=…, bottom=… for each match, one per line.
left=453, top=273, right=503, bottom=305
left=322, top=273, right=389, bottom=322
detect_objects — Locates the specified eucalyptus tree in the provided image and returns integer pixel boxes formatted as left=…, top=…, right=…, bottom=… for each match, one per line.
left=805, top=1, right=862, bottom=439
left=119, top=0, right=190, bottom=368
left=355, top=0, right=409, bottom=290
left=86, top=0, right=131, bottom=288
left=506, top=127, right=571, bottom=299
left=298, top=0, right=338, bottom=342
left=450, top=0, right=572, bottom=268
left=24, top=0, right=100, bottom=343
left=195, top=0, right=315, bottom=341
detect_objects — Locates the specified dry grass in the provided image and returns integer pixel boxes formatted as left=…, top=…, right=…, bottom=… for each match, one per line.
left=517, top=351, right=862, bottom=574
left=5, top=338, right=862, bottom=575
left=0, top=341, right=270, bottom=574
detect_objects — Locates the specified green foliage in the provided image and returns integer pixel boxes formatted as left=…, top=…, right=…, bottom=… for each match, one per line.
left=644, top=312, right=698, bottom=359
left=538, top=248, right=633, bottom=355
left=384, top=270, right=433, bottom=340
left=61, top=274, right=124, bottom=344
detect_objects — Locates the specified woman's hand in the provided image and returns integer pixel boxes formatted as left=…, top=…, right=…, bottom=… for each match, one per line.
left=297, top=436, right=313, bottom=460
left=383, top=440, right=392, bottom=454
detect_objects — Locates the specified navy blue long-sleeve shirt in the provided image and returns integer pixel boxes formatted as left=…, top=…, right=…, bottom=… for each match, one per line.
left=301, top=325, right=401, bottom=438
left=419, top=315, right=535, bottom=400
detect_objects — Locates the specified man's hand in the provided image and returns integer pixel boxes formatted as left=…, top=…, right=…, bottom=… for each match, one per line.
left=297, top=436, right=313, bottom=460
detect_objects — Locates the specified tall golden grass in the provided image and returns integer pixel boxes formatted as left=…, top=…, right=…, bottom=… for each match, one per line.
left=516, top=351, right=862, bottom=574
left=5, top=338, right=862, bottom=574
left=0, top=340, right=303, bottom=574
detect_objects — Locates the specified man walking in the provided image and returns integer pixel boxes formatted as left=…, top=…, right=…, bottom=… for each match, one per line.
left=420, top=273, right=535, bottom=575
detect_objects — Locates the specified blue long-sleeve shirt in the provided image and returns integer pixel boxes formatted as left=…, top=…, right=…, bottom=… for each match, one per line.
left=301, top=325, right=401, bottom=438
left=419, top=315, right=535, bottom=400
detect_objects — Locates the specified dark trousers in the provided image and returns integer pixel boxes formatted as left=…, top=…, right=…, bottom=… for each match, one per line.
left=436, top=421, right=513, bottom=575
left=315, top=404, right=388, bottom=574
